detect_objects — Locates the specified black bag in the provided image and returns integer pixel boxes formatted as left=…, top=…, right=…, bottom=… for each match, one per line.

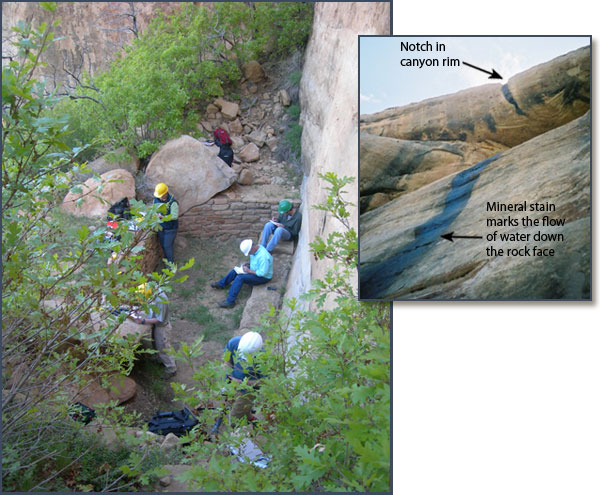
left=107, top=197, right=132, bottom=221
left=70, top=402, right=96, bottom=425
left=147, top=407, right=198, bottom=437
left=217, top=144, right=234, bottom=167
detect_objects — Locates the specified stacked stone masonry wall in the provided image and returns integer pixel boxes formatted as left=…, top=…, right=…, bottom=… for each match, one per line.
left=178, top=194, right=280, bottom=241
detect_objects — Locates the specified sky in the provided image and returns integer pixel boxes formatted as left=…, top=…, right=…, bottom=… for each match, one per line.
left=359, top=36, right=589, bottom=115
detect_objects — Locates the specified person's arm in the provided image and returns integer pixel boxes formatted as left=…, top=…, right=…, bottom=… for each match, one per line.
left=169, top=201, right=179, bottom=220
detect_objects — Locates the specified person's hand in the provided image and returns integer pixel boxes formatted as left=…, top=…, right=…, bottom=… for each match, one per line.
left=242, top=265, right=250, bottom=273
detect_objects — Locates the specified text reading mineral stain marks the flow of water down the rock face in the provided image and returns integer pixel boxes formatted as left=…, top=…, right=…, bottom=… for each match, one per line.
left=399, top=41, right=502, bottom=79
left=484, top=201, right=565, bottom=257
left=442, top=201, right=566, bottom=257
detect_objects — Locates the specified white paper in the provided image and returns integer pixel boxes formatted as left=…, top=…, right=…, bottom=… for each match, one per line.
left=234, top=265, right=245, bottom=274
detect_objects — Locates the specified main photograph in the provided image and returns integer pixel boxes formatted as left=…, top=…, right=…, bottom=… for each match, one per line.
left=1, top=2, right=391, bottom=492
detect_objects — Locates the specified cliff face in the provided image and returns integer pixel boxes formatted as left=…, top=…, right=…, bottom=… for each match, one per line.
left=2, top=2, right=182, bottom=88
left=359, top=46, right=591, bottom=300
left=286, top=2, right=390, bottom=305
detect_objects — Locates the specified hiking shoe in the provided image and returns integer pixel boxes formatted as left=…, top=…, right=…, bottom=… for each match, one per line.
left=164, top=367, right=177, bottom=379
left=210, top=281, right=224, bottom=289
left=218, top=300, right=235, bottom=308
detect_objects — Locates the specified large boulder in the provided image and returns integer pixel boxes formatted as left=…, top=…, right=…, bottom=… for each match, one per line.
left=360, top=46, right=590, bottom=149
left=360, top=112, right=590, bottom=300
left=61, top=169, right=135, bottom=218
left=145, top=135, right=237, bottom=212
left=74, top=374, right=137, bottom=407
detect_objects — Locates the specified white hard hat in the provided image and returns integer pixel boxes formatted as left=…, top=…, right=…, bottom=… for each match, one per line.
left=238, top=331, right=263, bottom=355
left=240, top=239, right=253, bottom=256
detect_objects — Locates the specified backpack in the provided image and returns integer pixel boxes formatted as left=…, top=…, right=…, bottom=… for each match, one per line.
left=107, top=197, right=132, bottom=221
left=70, top=402, right=96, bottom=425
left=147, top=407, right=198, bottom=437
left=214, top=127, right=232, bottom=146
left=218, top=144, right=234, bottom=166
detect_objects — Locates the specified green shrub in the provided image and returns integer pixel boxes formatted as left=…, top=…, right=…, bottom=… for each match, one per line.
left=53, top=2, right=314, bottom=158
left=2, top=18, right=192, bottom=490
left=170, top=173, right=390, bottom=491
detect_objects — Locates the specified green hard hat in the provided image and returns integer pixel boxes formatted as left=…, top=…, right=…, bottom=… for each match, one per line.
left=278, top=200, right=292, bottom=214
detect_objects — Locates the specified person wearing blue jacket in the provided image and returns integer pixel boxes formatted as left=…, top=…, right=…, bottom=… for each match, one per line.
left=211, top=239, right=273, bottom=308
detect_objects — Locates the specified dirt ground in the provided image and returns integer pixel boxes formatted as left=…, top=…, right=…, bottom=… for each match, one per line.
left=122, top=235, right=255, bottom=424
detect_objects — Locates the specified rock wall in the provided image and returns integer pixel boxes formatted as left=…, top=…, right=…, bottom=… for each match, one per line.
left=286, top=2, right=390, bottom=306
left=2, top=2, right=182, bottom=87
left=179, top=194, right=280, bottom=242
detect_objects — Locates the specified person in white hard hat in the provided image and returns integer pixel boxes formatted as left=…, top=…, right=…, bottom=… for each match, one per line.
left=225, top=331, right=264, bottom=422
left=211, top=239, right=273, bottom=308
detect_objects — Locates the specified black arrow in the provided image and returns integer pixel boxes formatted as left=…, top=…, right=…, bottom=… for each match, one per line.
left=462, top=61, right=502, bottom=80
left=441, top=232, right=483, bottom=242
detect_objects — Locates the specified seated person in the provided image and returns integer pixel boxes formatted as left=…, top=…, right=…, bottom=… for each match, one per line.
left=211, top=239, right=273, bottom=308
left=260, top=200, right=302, bottom=253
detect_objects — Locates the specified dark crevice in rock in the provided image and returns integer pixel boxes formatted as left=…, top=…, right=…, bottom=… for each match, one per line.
left=501, top=84, right=526, bottom=116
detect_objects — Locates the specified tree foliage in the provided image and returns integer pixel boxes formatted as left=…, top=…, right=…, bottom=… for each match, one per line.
left=54, top=2, right=314, bottom=158
left=171, top=174, right=390, bottom=492
left=2, top=16, right=190, bottom=491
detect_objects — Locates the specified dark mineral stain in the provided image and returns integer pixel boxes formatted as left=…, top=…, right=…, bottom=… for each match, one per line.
left=360, top=153, right=500, bottom=299
left=483, top=113, right=497, bottom=132
left=501, top=84, right=526, bottom=116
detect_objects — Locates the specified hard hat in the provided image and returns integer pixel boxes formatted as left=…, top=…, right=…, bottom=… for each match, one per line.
left=238, top=331, right=263, bottom=355
left=278, top=200, right=292, bottom=214
left=154, top=183, right=168, bottom=198
left=240, top=239, right=253, bottom=256
left=136, top=283, right=152, bottom=297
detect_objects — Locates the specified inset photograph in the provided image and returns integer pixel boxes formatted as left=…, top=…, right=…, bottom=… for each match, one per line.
left=359, top=36, right=591, bottom=300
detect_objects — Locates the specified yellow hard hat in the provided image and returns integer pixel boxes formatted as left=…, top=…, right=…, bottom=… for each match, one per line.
left=154, top=183, right=168, bottom=198
left=136, top=284, right=152, bottom=297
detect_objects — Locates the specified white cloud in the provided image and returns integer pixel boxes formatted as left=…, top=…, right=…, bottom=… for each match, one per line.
left=360, top=93, right=382, bottom=104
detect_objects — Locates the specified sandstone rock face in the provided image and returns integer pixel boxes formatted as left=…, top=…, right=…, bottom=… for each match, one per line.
left=360, top=133, right=502, bottom=212
left=213, top=98, right=240, bottom=120
left=242, top=60, right=266, bottom=82
left=238, top=143, right=260, bottom=162
left=360, top=46, right=590, bottom=149
left=145, top=135, right=237, bottom=212
left=360, top=112, right=590, bottom=300
left=2, top=2, right=180, bottom=87
left=62, top=169, right=135, bottom=218
left=286, top=2, right=390, bottom=307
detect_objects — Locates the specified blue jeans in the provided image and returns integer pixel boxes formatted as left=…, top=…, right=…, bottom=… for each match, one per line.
left=260, top=222, right=291, bottom=252
left=217, top=270, right=270, bottom=304
left=158, top=228, right=177, bottom=263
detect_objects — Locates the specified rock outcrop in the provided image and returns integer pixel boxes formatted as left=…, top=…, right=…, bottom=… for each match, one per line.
left=145, top=135, right=237, bottom=212
left=360, top=112, right=590, bottom=299
left=360, top=46, right=590, bottom=148
left=286, top=2, right=390, bottom=307
left=62, top=169, right=136, bottom=218
left=359, top=46, right=590, bottom=213
left=360, top=133, right=503, bottom=212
